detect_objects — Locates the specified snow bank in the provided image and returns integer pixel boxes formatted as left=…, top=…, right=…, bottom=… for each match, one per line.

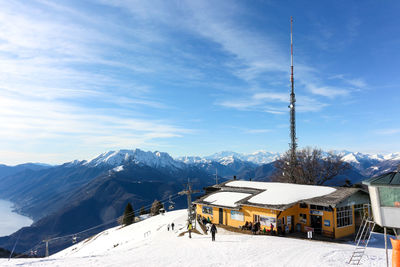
left=1, top=209, right=389, bottom=267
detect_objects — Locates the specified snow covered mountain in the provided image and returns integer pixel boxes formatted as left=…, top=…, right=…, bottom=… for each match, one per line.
left=179, top=150, right=399, bottom=177
left=63, top=148, right=400, bottom=177
left=337, top=150, right=400, bottom=163
left=178, top=150, right=400, bottom=179
left=80, top=149, right=186, bottom=170
left=204, top=150, right=280, bottom=165
left=337, top=151, right=400, bottom=176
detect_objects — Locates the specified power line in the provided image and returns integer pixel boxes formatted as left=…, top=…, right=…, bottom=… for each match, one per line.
left=47, top=193, right=182, bottom=243
left=10, top=191, right=184, bottom=259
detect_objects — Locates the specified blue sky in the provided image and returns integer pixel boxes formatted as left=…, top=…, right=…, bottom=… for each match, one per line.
left=0, top=0, right=399, bottom=164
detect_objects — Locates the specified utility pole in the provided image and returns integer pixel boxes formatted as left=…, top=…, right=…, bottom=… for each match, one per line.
left=178, top=178, right=199, bottom=226
left=215, top=169, right=218, bottom=185
left=43, top=239, right=49, bottom=257
left=289, top=16, right=297, bottom=181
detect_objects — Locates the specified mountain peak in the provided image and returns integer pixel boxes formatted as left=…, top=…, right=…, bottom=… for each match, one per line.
left=85, top=149, right=184, bottom=169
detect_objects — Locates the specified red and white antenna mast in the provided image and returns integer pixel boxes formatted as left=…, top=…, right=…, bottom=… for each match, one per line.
left=289, top=16, right=297, bottom=179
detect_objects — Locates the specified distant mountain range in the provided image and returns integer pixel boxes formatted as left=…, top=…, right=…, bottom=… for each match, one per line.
left=178, top=150, right=280, bottom=165
left=178, top=150, right=400, bottom=177
left=0, top=148, right=398, bottom=254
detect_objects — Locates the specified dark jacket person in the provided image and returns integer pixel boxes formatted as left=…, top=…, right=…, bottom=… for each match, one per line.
left=210, top=224, right=217, bottom=241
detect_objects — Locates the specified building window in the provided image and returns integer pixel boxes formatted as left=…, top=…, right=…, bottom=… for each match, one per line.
left=310, top=205, right=332, bottom=213
left=254, top=214, right=260, bottom=222
left=300, top=203, right=308, bottom=208
left=336, top=206, right=353, bottom=227
left=378, top=187, right=400, bottom=207
left=354, top=204, right=364, bottom=211
left=354, top=204, right=366, bottom=218
left=310, top=205, right=326, bottom=211
left=323, top=206, right=333, bottom=212
left=299, top=213, right=307, bottom=223
left=202, top=206, right=213, bottom=215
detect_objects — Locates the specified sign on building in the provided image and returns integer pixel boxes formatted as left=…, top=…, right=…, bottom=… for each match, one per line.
left=310, top=210, right=323, bottom=216
left=230, top=211, right=244, bottom=221
left=259, top=215, right=276, bottom=227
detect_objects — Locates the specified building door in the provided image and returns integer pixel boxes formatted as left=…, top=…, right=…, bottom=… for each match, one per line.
left=291, top=215, right=295, bottom=232
left=310, top=215, right=322, bottom=234
left=219, top=208, right=223, bottom=224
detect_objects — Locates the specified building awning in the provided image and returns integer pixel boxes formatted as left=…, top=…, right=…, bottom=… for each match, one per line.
left=303, top=188, right=368, bottom=208
left=363, top=171, right=400, bottom=187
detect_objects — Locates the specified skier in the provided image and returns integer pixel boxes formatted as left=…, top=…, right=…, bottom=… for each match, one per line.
left=210, top=223, right=217, bottom=241
left=187, top=221, right=193, bottom=238
left=171, top=222, right=175, bottom=231
left=167, top=224, right=170, bottom=231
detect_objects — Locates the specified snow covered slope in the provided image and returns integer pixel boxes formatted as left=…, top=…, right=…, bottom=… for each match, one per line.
left=84, top=149, right=185, bottom=169
left=1, top=209, right=390, bottom=267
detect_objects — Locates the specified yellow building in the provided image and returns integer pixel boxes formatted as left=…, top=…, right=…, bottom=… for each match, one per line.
left=194, top=180, right=369, bottom=239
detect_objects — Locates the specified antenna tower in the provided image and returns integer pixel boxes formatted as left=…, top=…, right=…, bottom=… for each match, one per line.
left=289, top=16, right=297, bottom=177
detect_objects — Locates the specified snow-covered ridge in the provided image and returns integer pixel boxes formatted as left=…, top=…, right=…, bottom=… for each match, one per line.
left=178, top=150, right=400, bottom=166
left=65, top=149, right=400, bottom=171
left=84, top=149, right=185, bottom=169
left=337, top=151, right=400, bottom=163
left=177, top=150, right=281, bottom=165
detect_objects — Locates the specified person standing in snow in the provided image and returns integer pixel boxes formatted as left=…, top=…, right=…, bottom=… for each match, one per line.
left=210, top=224, right=217, bottom=241
left=171, top=222, right=175, bottom=230
left=187, top=221, right=193, bottom=238
left=251, top=223, right=256, bottom=235
left=167, top=224, right=170, bottom=231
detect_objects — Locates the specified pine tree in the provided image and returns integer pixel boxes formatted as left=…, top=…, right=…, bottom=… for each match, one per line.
left=140, top=206, right=147, bottom=215
left=150, top=199, right=163, bottom=215
left=122, top=203, right=134, bottom=225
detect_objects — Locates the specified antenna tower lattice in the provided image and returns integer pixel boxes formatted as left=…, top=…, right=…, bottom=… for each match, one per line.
left=289, top=16, right=297, bottom=178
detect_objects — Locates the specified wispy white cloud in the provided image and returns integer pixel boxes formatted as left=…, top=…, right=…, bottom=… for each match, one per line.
left=306, top=84, right=350, bottom=98
left=0, top=0, right=377, bottom=163
left=244, top=129, right=272, bottom=134
left=0, top=1, right=197, bottom=163
left=375, top=129, right=400, bottom=135
left=253, top=92, right=288, bottom=102
left=347, top=78, right=366, bottom=88
left=218, top=90, right=326, bottom=114
left=329, top=74, right=366, bottom=88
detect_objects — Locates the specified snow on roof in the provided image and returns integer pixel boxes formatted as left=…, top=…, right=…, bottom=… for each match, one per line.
left=203, top=192, right=251, bottom=208
left=226, top=181, right=274, bottom=190
left=226, top=181, right=336, bottom=205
